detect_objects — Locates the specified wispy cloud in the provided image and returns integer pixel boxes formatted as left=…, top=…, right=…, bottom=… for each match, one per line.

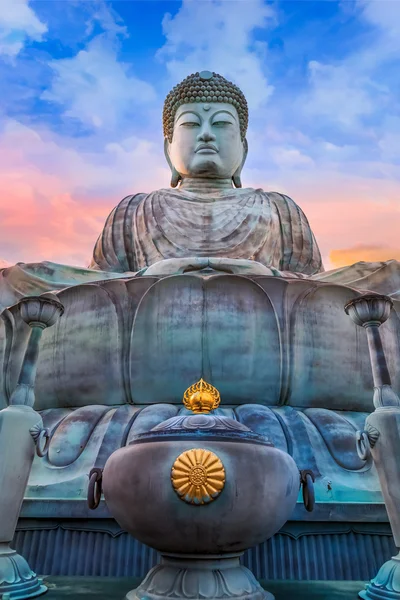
left=304, top=60, right=380, bottom=127
left=359, top=0, right=400, bottom=38
left=0, top=118, right=167, bottom=265
left=330, top=244, right=400, bottom=269
left=158, top=0, right=276, bottom=109
left=0, top=0, right=47, bottom=57
left=85, top=1, right=128, bottom=39
left=42, top=34, right=157, bottom=131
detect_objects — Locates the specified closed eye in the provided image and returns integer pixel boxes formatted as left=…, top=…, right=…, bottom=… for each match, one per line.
left=212, top=121, right=232, bottom=127
left=180, top=122, right=200, bottom=127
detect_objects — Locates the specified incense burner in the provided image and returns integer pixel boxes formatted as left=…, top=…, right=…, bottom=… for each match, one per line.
left=101, top=382, right=301, bottom=600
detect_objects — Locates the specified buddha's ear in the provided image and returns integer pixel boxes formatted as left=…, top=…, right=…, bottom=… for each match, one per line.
left=232, top=138, right=248, bottom=189
left=164, top=138, right=182, bottom=188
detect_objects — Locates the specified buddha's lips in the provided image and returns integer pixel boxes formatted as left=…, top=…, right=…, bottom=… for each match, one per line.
left=196, top=144, right=219, bottom=153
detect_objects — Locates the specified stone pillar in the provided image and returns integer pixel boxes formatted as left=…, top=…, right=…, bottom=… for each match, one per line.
left=345, top=294, right=400, bottom=600
left=0, top=294, right=63, bottom=600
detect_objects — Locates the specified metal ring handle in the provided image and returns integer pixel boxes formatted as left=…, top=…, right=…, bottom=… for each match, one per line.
left=356, top=430, right=371, bottom=460
left=87, top=468, right=103, bottom=510
left=300, top=469, right=315, bottom=512
left=36, top=428, right=50, bottom=458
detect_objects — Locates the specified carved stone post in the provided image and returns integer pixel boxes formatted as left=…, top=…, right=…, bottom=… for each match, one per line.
left=0, top=294, right=63, bottom=600
left=345, top=294, right=400, bottom=600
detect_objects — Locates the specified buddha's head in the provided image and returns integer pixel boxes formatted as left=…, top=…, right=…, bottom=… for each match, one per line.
left=163, top=71, right=248, bottom=188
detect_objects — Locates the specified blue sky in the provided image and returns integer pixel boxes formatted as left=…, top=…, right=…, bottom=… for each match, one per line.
left=0, top=0, right=399, bottom=268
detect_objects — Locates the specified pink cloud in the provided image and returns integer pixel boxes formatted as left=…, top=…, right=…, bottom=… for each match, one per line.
left=297, top=183, right=400, bottom=270
left=329, top=244, right=400, bottom=268
left=245, top=166, right=400, bottom=271
left=0, top=119, right=167, bottom=266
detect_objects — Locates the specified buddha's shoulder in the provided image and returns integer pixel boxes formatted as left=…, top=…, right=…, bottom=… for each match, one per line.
left=112, top=189, right=302, bottom=213
left=246, top=188, right=303, bottom=210
left=113, top=189, right=175, bottom=212
left=250, top=188, right=297, bottom=203
left=113, top=193, right=147, bottom=212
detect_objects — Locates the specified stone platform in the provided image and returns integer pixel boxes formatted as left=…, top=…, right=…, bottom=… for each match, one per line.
left=42, top=577, right=366, bottom=599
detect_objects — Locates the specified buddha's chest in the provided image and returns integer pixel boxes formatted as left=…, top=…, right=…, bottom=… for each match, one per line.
left=140, top=192, right=275, bottom=254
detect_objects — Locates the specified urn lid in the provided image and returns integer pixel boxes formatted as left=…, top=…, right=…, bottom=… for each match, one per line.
left=130, top=379, right=273, bottom=447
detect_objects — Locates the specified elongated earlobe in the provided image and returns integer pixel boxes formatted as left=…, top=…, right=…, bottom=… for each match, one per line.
left=171, top=168, right=182, bottom=188
left=164, top=138, right=182, bottom=188
left=232, top=171, right=242, bottom=188
left=232, top=138, right=248, bottom=188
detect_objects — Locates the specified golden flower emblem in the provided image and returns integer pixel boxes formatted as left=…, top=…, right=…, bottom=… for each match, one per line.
left=171, top=448, right=225, bottom=505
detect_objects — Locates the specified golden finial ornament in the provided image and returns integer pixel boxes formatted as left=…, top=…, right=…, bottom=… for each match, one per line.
left=171, top=448, right=225, bottom=505
left=183, top=378, right=220, bottom=413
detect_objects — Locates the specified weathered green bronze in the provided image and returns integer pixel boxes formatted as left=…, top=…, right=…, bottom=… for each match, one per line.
left=346, top=294, right=400, bottom=600
left=0, top=71, right=400, bottom=586
left=0, top=295, right=63, bottom=599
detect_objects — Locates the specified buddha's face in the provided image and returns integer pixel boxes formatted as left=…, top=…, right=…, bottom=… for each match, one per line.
left=167, top=102, right=245, bottom=179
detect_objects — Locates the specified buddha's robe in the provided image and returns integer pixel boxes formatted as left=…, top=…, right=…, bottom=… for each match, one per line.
left=89, top=188, right=324, bottom=275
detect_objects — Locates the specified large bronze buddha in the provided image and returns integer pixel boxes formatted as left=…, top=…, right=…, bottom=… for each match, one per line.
left=89, top=71, right=322, bottom=277
left=1, top=72, right=400, bottom=594
left=0, top=70, right=400, bottom=526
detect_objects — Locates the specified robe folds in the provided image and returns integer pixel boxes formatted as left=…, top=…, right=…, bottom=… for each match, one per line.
left=89, top=188, right=324, bottom=276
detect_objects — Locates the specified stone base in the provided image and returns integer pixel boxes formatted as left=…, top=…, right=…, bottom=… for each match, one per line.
left=359, top=552, right=400, bottom=600
left=125, top=553, right=273, bottom=600
left=0, top=544, right=47, bottom=599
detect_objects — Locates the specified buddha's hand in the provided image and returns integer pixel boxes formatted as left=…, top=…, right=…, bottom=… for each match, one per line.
left=143, top=257, right=309, bottom=278
left=143, top=257, right=274, bottom=276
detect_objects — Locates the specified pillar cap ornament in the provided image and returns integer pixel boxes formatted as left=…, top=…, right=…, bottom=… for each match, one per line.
left=183, top=378, right=221, bottom=413
left=344, top=293, right=393, bottom=328
left=18, top=293, right=64, bottom=329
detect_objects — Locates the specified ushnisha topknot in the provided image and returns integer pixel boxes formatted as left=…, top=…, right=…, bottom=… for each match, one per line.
left=163, top=70, right=249, bottom=143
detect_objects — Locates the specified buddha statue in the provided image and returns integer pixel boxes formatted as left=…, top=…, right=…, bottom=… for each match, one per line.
left=0, top=70, right=400, bottom=531
left=89, top=71, right=323, bottom=278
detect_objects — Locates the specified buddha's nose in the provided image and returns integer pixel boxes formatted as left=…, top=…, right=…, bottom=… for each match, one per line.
left=197, top=128, right=216, bottom=142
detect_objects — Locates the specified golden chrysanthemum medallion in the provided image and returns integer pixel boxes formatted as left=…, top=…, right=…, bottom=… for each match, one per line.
left=171, top=448, right=225, bottom=505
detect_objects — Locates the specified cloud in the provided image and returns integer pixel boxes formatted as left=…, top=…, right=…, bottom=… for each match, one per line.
left=241, top=157, right=400, bottom=271
left=42, top=34, right=157, bottom=131
left=157, top=0, right=276, bottom=110
left=0, top=119, right=168, bottom=266
left=299, top=0, right=398, bottom=134
left=378, top=116, right=400, bottom=163
left=0, top=1, right=168, bottom=265
left=85, top=2, right=128, bottom=38
left=330, top=244, right=400, bottom=268
left=304, top=60, right=378, bottom=127
left=0, top=0, right=47, bottom=57
left=358, top=0, right=400, bottom=38
left=248, top=0, right=400, bottom=192
left=298, top=176, right=400, bottom=270
left=268, top=146, right=315, bottom=169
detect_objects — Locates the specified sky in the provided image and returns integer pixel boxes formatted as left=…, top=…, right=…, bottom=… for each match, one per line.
left=0, top=0, right=399, bottom=271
